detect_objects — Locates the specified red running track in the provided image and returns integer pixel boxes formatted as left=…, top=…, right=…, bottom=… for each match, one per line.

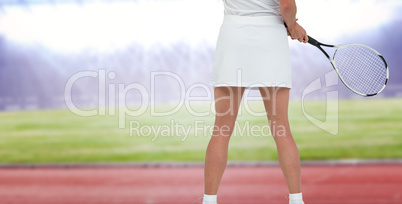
left=0, top=165, right=401, bottom=204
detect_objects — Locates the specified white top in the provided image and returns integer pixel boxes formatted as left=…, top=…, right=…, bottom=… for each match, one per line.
left=223, top=0, right=281, bottom=17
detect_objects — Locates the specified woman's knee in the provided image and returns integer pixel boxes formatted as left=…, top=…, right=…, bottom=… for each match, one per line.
left=211, top=123, right=234, bottom=138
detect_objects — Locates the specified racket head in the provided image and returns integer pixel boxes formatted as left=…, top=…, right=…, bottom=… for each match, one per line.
left=332, top=44, right=389, bottom=96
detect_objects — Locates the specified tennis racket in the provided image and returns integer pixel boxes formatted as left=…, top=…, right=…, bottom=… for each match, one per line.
left=307, top=36, right=389, bottom=96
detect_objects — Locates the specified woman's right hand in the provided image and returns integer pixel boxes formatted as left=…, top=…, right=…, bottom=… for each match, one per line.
left=287, top=22, right=308, bottom=43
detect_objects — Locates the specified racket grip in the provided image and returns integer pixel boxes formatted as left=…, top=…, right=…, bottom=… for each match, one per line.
left=308, top=36, right=320, bottom=46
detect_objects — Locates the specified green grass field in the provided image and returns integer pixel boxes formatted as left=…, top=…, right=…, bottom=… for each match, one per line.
left=0, top=98, right=401, bottom=163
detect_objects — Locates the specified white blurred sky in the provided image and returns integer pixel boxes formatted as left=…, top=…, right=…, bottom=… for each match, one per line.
left=0, top=0, right=399, bottom=52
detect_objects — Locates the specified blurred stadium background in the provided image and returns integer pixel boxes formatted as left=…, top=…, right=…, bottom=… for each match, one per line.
left=0, top=0, right=401, bottom=163
left=1, top=1, right=401, bottom=204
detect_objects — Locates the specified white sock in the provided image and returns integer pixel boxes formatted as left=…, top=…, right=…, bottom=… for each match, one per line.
left=203, top=194, right=217, bottom=204
left=289, top=192, right=304, bottom=204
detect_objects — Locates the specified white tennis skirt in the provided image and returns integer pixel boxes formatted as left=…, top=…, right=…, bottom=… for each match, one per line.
left=210, top=15, right=292, bottom=88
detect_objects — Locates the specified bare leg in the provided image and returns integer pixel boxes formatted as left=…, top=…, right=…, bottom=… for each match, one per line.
left=259, top=87, right=302, bottom=193
left=204, top=86, right=245, bottom=195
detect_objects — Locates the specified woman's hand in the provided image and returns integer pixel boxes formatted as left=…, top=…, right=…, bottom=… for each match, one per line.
left=287, top=22, right=308, bottom=43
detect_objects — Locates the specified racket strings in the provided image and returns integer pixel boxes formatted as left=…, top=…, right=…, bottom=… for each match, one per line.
left=334, top=45, right=387, bottom=95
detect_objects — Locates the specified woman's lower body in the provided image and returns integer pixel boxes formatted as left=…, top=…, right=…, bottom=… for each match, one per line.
left=203, top=15, right=304, bottom=204
left=203, top=86, right=303, bottom=204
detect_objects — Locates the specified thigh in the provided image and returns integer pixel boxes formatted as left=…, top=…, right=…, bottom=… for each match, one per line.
left=213, top=86, right=245, bottom=128
left=258, top=87, right=290, bottom=123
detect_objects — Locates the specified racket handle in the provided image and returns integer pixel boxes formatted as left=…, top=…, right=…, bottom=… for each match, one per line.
left=308, top=35, right=320, bottom=46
